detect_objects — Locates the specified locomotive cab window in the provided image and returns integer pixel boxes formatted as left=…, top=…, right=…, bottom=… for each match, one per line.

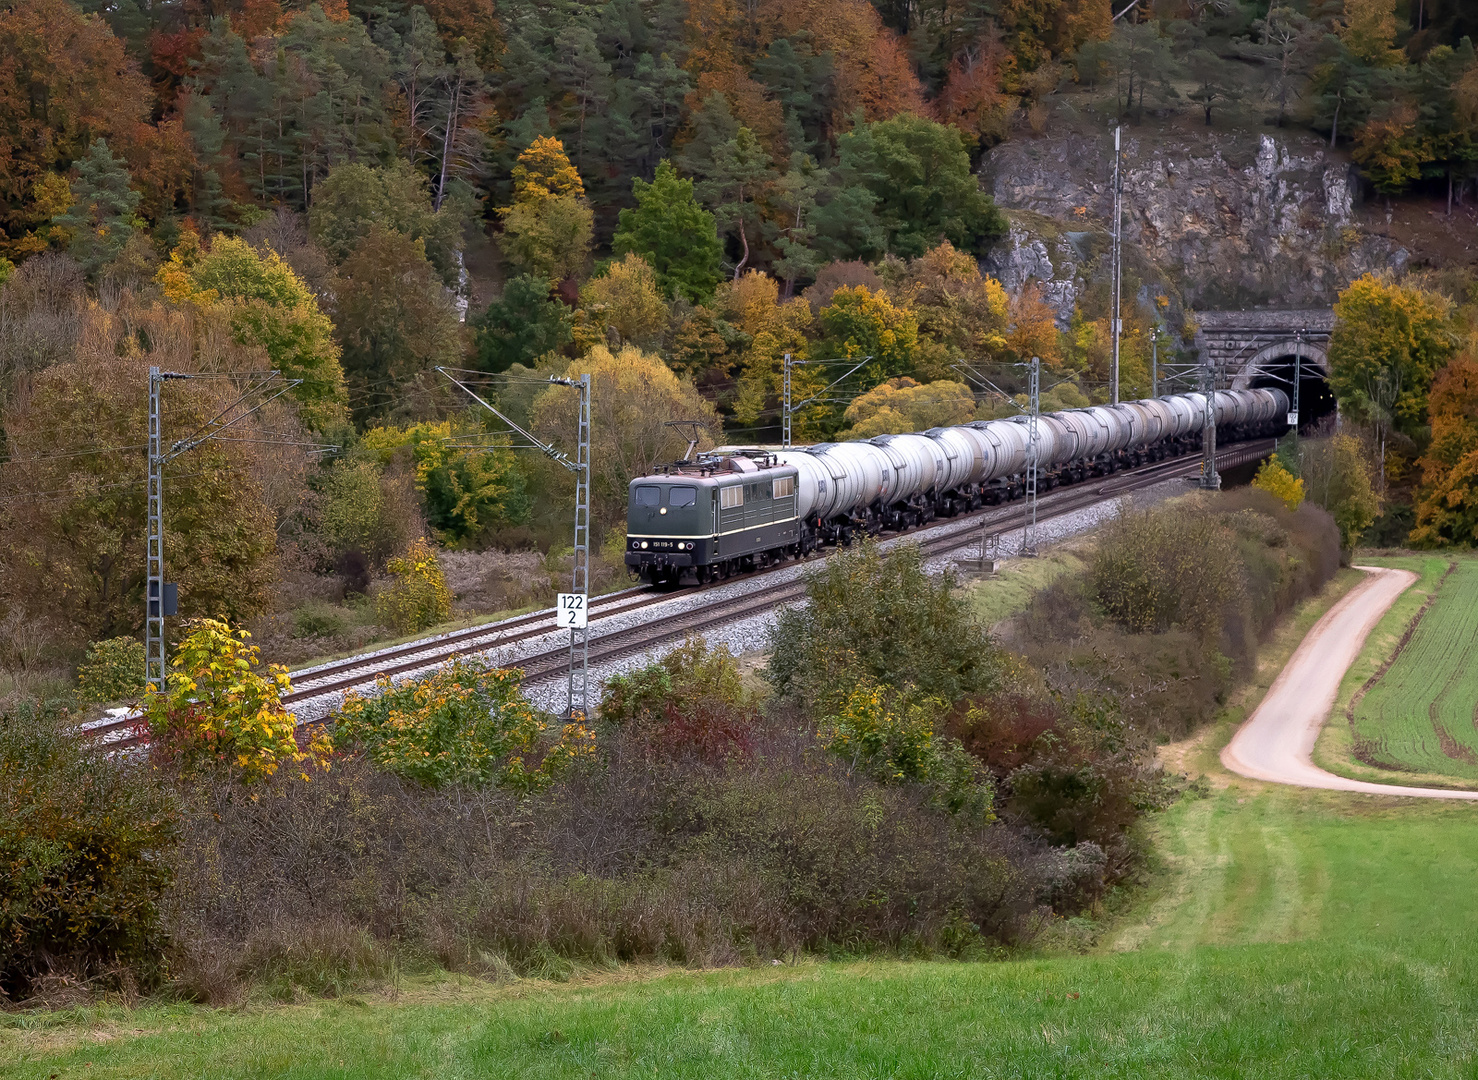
left=668, top=486, right=697, bottom=508
left=720, top=486, right=743, bottom=509
left=772, top=476, right=794, bottom=498
left=634, top=486, right=660, bottom=507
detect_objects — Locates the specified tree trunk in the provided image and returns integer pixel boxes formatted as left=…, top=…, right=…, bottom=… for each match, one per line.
left=1448, top=171, right=1453, bottom=217
left=1329, top=93, right=1341, bottom=149
left=733, top=218, right=750, bottom=279
left=436, top=76, right=462, bottom=212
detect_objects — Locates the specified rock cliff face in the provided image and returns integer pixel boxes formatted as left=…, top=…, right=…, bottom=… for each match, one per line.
left=980, top=129, right=1407, bottom=321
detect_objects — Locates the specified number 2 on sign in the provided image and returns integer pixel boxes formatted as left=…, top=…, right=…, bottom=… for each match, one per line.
left=556, top=592, right=588, bottom=629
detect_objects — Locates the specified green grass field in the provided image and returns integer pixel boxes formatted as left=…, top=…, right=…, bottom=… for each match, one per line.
left=1350, top=557, right=1478, bottom=780
left=5, top=784, right=1477, bottom=1078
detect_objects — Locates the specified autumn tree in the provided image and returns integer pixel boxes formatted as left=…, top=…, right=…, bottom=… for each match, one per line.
left=885, top=241, right=1011, bottom=378
left=0, top=0, right=150, bottom=254
left=497, top=136, right=594, bottom=285
left=611, top=160, right=724, bottom=303
left=1411, top=357, right=1478, bottom=547
left=1007, top=281, right=1065, bottom=370
left=1328, top=273, right=1458, bottom=473
left=842, top=377, right=976, bottom=437
left=577, top=253, right=668, bottom=349
left=360, top=424, right=529, bottom=546
left=0, top=327, right=276, bottom=649
left=532, top=345, right=723, bottom=524
left=819, top=284, right=921, bottom=389
left=163, top=235, right=349, bottom=430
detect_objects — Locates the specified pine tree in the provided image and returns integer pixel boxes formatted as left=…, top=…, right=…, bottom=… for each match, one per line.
left=611, top=160, right=723, bottom=303
left=54, top=138, right=141, bottom=278
left=694, top=127, right=773, bottom=279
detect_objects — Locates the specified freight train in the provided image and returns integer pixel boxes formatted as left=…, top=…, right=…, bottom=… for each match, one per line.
left=625, top=388, right=1289, bottom=585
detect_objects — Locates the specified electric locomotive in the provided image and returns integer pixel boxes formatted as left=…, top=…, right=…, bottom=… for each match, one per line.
left=624, top=453, right=802, bottom=585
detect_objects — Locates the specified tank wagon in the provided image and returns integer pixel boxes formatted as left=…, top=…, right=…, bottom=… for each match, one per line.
left=626, top=388, right=1288, bottom=584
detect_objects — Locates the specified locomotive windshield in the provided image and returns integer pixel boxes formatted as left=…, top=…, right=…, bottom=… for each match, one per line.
left=628, top=479, right=711, bottom=537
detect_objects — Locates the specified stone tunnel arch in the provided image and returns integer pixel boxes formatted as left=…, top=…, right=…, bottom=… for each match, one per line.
left=1232, top=339, right=1338, bottom=433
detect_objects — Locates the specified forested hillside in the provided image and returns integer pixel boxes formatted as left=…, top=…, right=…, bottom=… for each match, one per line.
left=2, top=0, right=1478, bottom=668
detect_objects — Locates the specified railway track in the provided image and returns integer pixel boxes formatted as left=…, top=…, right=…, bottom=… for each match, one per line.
left=91, top=438, right=1274, bottom=744
left=494, top=438, right=1278, bottom=689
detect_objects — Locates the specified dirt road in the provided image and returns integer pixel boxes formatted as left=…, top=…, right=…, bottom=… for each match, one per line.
left=1221, top=565, right=1478, bottom=801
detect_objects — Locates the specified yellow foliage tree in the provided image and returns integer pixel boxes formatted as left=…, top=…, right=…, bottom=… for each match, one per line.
left=499, top=138, right=593, bottom=283
left=716, top=268, right=780, bottom=338
left=1338, top=0, right=1406, bottom=68
left=376, top=537, right=453, bottom=632
left=144, top=618, right=331, bottom=783
left=842, top=377, right=976, bottom=437
left=1252, top=457, right=1306, bottom=510
left=159, top=233, right=348, bottom=430
left=534, top=344, right=723, bottom=523
left=733, top=296, right=817, bottom=437
left=888, top=242, right=1010, bottom=378
left=510, top=135, right=586, bottom=202
left=576, top=253, right=668, bottom=348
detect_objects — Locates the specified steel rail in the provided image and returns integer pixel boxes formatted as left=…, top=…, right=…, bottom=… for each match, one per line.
left=95, top=438, right=1275, bottom=747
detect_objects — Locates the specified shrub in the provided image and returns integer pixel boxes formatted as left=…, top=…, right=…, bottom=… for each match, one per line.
left=819, top=679, right=992, bottom=817
left=375, top=538, right=453, bottom=633
left=768, top=542, right=1008, bottom=711
left=76, top=636, right=146, bottom=703
left=165, top=736, right=1045, bottom=1001
left=599, top=639, right=759, bottom=762
left=334, top=658, right=595, bottom=791
left=0, top=702, right=178, bottom=1000
left=1020, top=490, right=1341, bottom=740
left=1251, top=456, right=1305, bottom=510
left=144, top=618, right=332, bottom=784
left=948, top=691, right=1169, bottom=865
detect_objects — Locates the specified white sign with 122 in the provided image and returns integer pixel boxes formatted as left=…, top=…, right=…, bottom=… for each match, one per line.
left=555, top=592, right=588, bottom=629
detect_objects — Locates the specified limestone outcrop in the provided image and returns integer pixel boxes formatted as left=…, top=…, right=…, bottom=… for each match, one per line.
left=980, top=129, right=1408, bottom=321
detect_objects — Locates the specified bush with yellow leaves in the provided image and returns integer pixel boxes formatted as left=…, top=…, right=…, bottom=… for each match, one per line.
left=145, top=618, right=331, bottom=783
left=820, top=677, right=992, bottom=817
left=333, top=658, right=595, bottom=791
left=376, top=537, right=453, bottom=633
left=1252, top=456, right=1306, bottom=510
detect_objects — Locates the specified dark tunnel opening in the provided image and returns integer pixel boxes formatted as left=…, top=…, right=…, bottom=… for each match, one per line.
left=1249, top=356, right=1338, bottom=435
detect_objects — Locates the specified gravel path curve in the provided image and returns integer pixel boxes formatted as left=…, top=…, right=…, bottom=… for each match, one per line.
left=1221, top=565, right=1478, bottom=800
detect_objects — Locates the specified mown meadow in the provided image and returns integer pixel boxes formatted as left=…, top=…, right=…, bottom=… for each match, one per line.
left=4, top=780, right=1476, bottom=1079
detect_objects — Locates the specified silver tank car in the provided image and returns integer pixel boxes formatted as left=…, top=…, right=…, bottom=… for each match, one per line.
left=626, top=387, right=1288, bottom=583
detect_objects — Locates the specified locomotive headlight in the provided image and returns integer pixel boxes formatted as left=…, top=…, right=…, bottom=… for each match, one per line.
left=640, top=541, right=649, bottom=549
left=659, top=507, right=667, bottom=515
left=630, top=539, right=639, bottom=549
